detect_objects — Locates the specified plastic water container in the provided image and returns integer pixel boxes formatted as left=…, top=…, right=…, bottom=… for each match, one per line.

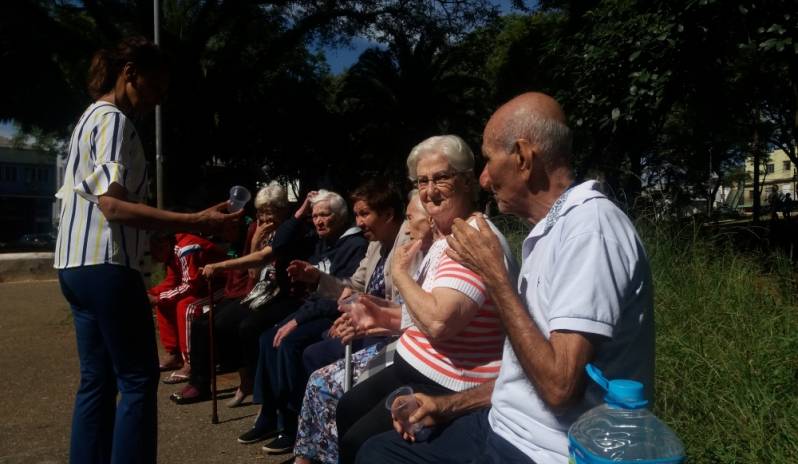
left=568, top=364, right=685, bottom=464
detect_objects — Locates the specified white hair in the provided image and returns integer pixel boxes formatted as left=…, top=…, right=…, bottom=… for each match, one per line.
left=254, top=181, right=289, bottom=210
left=497, top=109, right=573, bottom=167
left=406, top=135, right=475, bottom=181
left=311, top=189, right=348, bottom=219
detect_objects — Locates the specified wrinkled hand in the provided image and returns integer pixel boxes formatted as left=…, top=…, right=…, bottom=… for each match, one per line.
left=390, top=239, right=422, bottom=278
left=330, top=314, right=359, bottom=344
left=273, top=319, right=299, bottom=347
left=354, top=294, right=397, bottom=331
left=445, top=214, right=508, bottom=290
left=294, top=191, right=319, bottom=219
left=253, top=219, right=275, bottom=249
left=337, top=287, right=354, bottom=306
left=392, top=393, right=452, bottom=442
left=286, top=260, right=321, bottom=284
left=201, top=264, right=219, bottom=279
left=196, top=201, right=245, bottom=235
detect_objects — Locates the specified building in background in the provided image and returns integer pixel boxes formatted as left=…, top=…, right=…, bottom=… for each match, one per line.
left=741, top=148, right=797, bottom=209
left=0, top=137, right=57, bottom=246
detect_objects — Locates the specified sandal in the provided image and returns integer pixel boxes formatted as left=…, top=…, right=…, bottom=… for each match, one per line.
left=162, top=371, right=190, bottom=384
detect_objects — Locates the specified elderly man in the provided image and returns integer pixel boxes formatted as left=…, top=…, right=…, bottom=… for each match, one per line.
left=356, top=92, right=654, bottom=463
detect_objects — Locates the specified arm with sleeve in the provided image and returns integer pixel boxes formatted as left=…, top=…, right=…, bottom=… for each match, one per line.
left=293, top=234, right=367, bottom=323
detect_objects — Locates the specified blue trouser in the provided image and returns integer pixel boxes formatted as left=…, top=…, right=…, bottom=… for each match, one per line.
left=59, top=264, right=159, bottom=464
left=253, top=312, right=333, bottom=436
left=356, top=409, right=535, bottom=464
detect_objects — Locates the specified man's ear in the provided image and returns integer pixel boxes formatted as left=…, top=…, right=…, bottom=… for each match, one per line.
left=515, top=139, right=534, bottom=178
left=122, top=62, right=137, bottom=83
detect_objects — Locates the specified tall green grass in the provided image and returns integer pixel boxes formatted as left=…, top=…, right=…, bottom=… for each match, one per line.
left=495, top=216, right=798, bottom=462
left=643, top=220, right=798, bottom=463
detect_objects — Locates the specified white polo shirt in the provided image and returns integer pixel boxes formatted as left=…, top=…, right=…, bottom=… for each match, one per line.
left=488, top=180, right=655, bottom=463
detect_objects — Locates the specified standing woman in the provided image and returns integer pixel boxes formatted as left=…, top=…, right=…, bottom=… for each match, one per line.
left=55, top=37, right=240, bottom=464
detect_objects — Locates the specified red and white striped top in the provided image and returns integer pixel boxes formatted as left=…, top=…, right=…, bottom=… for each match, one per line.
left=397, top=236, right=505, bottom=392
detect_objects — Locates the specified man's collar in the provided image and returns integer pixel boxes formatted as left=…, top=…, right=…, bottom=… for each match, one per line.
left=526, top=180, right=605, bottom=240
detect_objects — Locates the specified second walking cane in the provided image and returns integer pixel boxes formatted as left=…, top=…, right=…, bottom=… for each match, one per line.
left=208, top=280, right=219, bottom=424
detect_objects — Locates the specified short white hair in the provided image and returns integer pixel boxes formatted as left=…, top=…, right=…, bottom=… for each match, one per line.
left=406, top=135, right=474, bottom=181
left=311, top=189, right=348, bottom=219
left=497, top=109, right=572, bottom=167
left=254, top=181, right=289, bottom=210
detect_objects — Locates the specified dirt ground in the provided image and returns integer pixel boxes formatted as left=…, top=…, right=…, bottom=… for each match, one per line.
left=0, top=280, right=292, bottom=464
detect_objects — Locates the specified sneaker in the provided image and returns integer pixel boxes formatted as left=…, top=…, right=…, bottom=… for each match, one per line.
left=261, top=433, right=294, bottom=454
left=237, top=414, right=278, bottom=444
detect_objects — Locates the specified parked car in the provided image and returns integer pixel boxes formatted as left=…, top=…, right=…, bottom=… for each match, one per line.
left=12, top=232, right=57, bottom=250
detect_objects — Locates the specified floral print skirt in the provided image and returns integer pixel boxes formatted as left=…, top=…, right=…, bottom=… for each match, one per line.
left=293, top=341, right=386, bottom=463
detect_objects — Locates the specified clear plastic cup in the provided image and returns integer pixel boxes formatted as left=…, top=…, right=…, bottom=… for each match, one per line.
left=385, top=386, right=430, bottom=441
left=228, top=185, right=251, bottom=212
left=340, top=292, right=366, bottom=324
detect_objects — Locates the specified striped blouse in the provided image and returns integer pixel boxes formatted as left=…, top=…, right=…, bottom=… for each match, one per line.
left=54, top=102, right=149, bottom=271
left=397, top=230, right=507, bottom=392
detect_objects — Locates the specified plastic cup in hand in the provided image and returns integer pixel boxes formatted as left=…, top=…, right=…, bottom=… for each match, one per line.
left=340, top=293, right=367, bottom=328
left=385, top=386, right=431, bottom=441
left=228, top=185, right=251, bottom=213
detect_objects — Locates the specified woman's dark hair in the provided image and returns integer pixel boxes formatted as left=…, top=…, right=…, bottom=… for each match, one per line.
left=350, top=178, right=405, bottom=222
left=87, top=36, right=169, bottom=99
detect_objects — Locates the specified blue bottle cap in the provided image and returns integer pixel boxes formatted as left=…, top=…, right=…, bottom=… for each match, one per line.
left=586, top=364, right=648, bottom=409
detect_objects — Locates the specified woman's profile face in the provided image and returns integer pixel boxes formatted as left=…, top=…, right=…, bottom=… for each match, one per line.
left=127, top=67, right=169, bottom=113
left=405, top=197, right=431, bottom=243
left=353, top=200, right=393, bottom=243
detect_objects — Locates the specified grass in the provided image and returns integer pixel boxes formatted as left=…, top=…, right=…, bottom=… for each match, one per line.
left=494, top=215, right=798, bottom=463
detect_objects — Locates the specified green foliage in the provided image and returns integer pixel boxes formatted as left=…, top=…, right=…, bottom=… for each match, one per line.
left=643, top=220, right=798, bottom=462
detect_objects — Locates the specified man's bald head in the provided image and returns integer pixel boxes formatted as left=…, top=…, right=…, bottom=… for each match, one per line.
left=485, top=92, right=572, bottom=169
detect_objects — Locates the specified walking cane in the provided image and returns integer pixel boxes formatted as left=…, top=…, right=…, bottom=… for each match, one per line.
left=343, top=341, right=353, bottom=392
left=208, top=280, right=219, bottom=424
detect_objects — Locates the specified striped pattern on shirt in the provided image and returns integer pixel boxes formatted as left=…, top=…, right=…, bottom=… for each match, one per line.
left=54, top=102, right=149, bottom=271
left=397, top=238, right=504, bottom=392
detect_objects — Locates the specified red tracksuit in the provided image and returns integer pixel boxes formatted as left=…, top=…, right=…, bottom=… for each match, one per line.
left=149, top=234, right=226, bottom=362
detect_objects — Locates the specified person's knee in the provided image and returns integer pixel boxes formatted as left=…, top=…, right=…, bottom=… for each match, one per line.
left=355, top=434, right=389, bottom=464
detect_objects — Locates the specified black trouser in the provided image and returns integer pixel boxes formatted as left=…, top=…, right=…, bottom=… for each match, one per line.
left=335, top=355, right=454, bottom=464
left=189, top=293, right=299, bottom=388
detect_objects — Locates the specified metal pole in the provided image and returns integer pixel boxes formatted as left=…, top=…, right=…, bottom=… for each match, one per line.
left=154, top=0, right=164, bottom=209
left=343, top=342, right=353, bottom=392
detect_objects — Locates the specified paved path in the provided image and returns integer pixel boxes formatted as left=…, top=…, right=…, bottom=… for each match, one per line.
left=0, top=280, right=291, bottom=464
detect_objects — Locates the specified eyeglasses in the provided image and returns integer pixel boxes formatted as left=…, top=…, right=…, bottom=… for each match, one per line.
left=415, top=170, right=459, bottom=190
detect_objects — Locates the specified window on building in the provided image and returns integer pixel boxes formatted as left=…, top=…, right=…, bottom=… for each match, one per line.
left=749, top=190, right=755, bottom=200
left=1, top=165, right=17, bottom=182
left=766, top=163, right=775, bottom=174
left=784, top=161, right=791, bottom=171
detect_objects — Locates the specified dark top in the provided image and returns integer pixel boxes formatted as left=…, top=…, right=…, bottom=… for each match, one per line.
left=293, top=226, right=368, bottom=324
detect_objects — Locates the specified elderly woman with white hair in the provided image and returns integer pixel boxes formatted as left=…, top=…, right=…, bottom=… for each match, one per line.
left=171, top=181, right=316, bottom=405
left=237, top=189, right=369, bottom=452
left=335, top=135, right=519, bottom=464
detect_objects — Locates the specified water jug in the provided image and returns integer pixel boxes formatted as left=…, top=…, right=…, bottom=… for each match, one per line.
left=568, top=364, right=685, bottom=463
